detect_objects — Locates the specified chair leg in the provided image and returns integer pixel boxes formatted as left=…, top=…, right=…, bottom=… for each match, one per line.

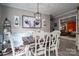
left=45, top=49, right=46, bottom=56
left=28, top=50, right=32, bottom=56
left=49, top=48, right=50, bottom=56
left=55, top=48, right=58, bottom=56
left=49, top=43, right=50, bottom=56
left=57, top=42, right=59, bottom=49
left=25, top=45, right=30, bottom=56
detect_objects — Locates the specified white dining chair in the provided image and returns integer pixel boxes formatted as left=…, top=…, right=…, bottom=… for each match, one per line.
left=30, top=31, right=49, bottom=56
left=49, top=30, right=61, bottom=56
left=53, top=30, right=61, bottom=49
left=10, top=33, right=28, bottom=56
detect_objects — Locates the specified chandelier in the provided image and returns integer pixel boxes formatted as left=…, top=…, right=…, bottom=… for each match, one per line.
left=34, top=3, right=41, bottom=20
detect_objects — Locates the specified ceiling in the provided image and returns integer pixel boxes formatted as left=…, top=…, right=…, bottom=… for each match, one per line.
left=1, top=3, right=79, bottom=17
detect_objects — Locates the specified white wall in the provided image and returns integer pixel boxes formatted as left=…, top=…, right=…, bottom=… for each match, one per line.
left=0, top=5, right=2, bottom=51
left=0, top=5, right=1, bottom=17
left=0, top=5, right=2, bottom=26
left=1, top=5, right=50, bottom=33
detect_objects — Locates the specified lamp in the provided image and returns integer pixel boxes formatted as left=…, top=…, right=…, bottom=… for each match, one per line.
left=34, top=3, right=41, bottom=20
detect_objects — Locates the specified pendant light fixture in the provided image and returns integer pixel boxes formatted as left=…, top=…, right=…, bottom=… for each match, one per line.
left=34, top=3, right=41, bottom=20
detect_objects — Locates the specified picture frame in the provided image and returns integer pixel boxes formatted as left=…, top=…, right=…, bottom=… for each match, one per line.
left=59, top=15, right=76, bottom=31
left=14, top=16, right=19, bottom=27
left=22, top=15, right=41, bottom=28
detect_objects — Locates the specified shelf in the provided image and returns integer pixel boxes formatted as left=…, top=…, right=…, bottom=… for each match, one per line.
left=2, top=18, right=12, bottom=56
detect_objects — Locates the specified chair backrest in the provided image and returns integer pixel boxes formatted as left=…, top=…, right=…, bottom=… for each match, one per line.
left=10, top=33, right=26, bottom=56
left=33, top=31, right=49, bottom=56
left=50, top=30, right=61, bottom=47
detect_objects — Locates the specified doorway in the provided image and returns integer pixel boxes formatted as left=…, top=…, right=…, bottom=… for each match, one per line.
left=59, top=15, right=77, bottom=39
left=58, top=15, right=77, bottom=55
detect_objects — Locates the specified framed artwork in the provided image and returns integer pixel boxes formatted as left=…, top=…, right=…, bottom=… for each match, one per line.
left=14, top=16, right=19, bottom=27
left=22, top=15, right=41, bottom=28
left=59, top=15, right=76, bottom=32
